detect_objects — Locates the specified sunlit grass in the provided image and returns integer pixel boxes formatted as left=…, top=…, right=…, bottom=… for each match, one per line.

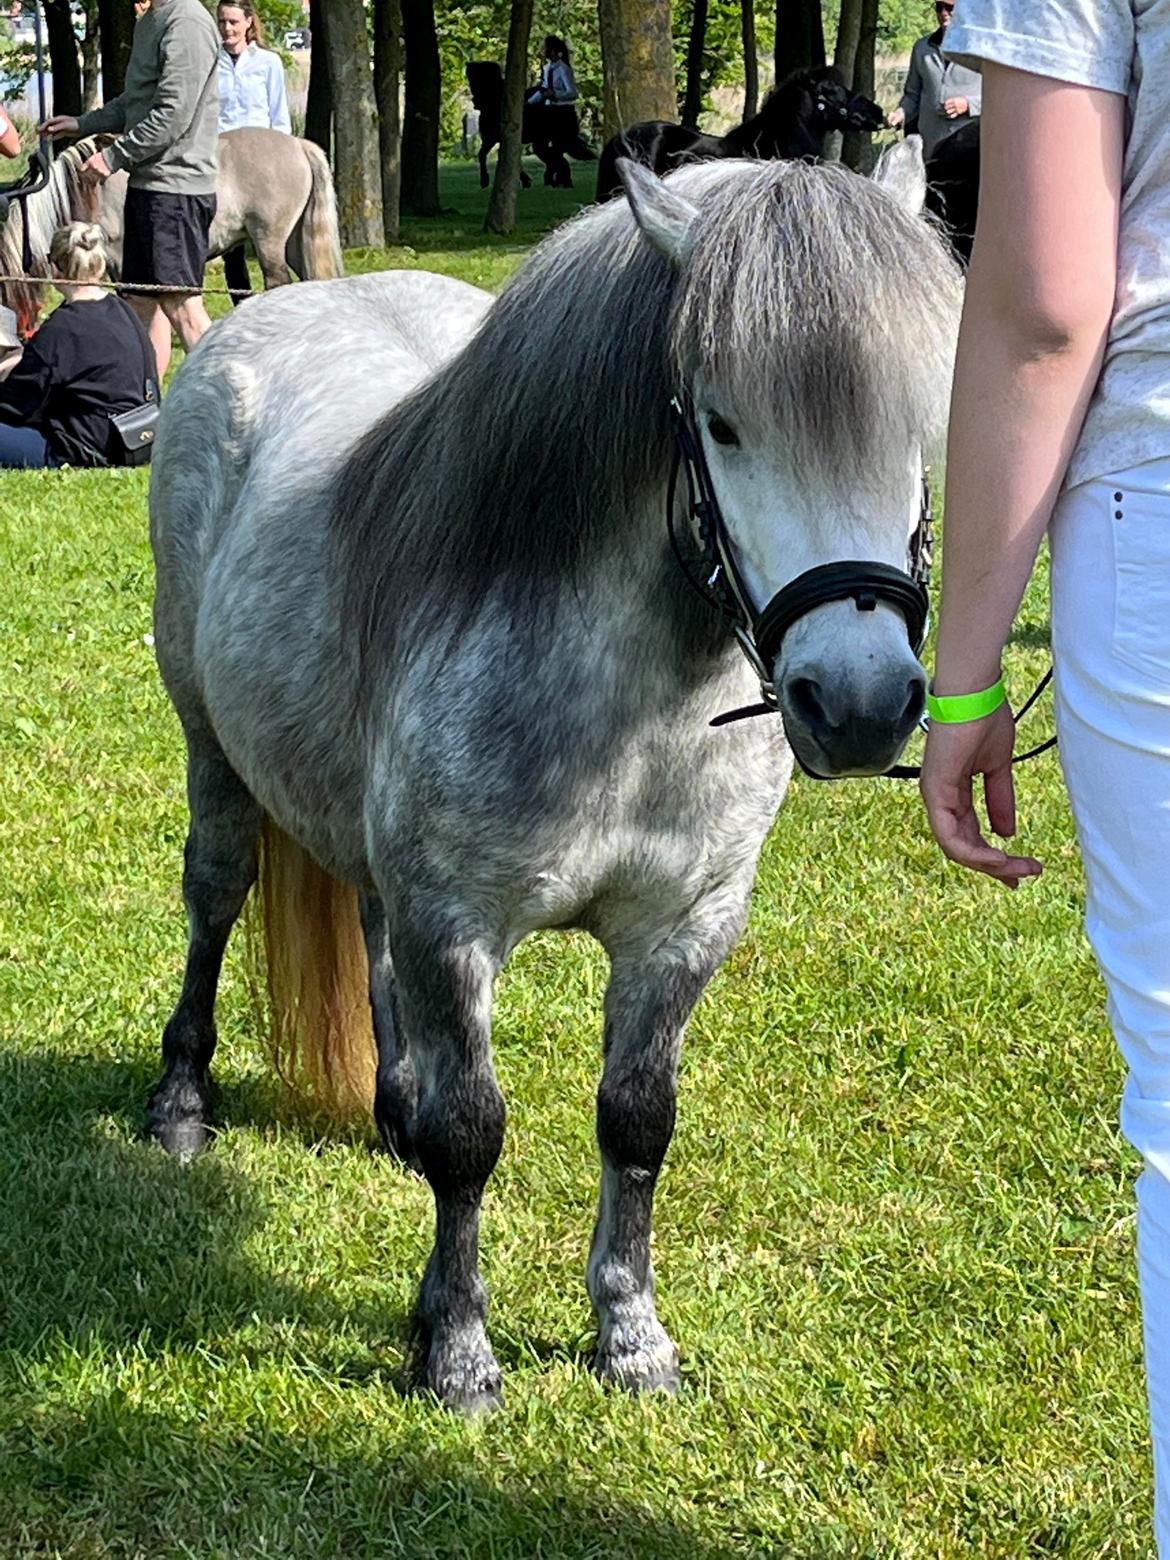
left=0, top=163, right=1150, bottom=1557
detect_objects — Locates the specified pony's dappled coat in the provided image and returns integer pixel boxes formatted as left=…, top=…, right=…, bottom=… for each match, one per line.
left=147, top=148, right=962, bottom=1412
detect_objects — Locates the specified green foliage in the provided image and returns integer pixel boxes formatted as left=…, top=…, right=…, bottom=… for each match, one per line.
left=439, top=0, right=934, bottom=154
left=0, top=163, right=1153, bottom=1559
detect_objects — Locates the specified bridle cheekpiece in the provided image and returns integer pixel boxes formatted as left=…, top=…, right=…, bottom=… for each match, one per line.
left=667, top=391, right=934, bottom=728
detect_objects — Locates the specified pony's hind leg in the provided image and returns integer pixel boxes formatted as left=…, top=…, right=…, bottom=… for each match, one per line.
left=358, top=891, right=419, bottom=1169
left=390, top=911, right=505, bottom=1413
left=146, top=729, right=261, bottom=1160
left=588, top=900, right=747, bottom=1392
left=252, top=230, right=293, bottom=290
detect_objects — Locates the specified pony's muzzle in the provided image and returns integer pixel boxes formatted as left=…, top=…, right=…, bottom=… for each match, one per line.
left=778, top=647, right=927, bottom=778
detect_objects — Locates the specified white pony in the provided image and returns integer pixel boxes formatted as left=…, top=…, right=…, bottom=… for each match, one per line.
left=146, top=145, right=961, bottom=1411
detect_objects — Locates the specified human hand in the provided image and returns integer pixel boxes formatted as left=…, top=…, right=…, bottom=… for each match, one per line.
left=40, top=115, right=80, bottom=140
left=919, top=703, right=1043, bottom=888
left=943, top=96, right=969, bottom=118
left=79, top=150, right=112, bottom=186
left=887, top=106, right=905, bottom=129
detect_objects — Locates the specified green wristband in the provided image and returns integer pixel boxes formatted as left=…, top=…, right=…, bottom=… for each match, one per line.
left=926, top=678, right=1007, bottom=724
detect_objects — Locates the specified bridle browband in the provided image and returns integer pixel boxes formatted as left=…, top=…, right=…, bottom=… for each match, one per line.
left=667, top=391, right=933, bottom=732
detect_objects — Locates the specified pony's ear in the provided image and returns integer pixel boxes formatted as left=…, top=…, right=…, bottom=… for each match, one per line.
left=871, top=135, right=927, bottom=217
left=617, top=158, right=699, bottom=266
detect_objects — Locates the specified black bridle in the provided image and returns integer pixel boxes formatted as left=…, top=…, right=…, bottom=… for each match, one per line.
left=667, top=391, right=932, bottom=727
left=666, top=392, right=1055, bottom=778
left=0, top=1, right=53, bottom=278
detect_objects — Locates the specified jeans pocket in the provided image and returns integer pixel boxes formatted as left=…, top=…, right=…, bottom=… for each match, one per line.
left=1113, top=485, right=1170, bottom=684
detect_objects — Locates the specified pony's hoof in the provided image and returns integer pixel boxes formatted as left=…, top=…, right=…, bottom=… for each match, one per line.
left=427, top=1361, right=504, bottom=1417
left=594, top=1336, right=681, bottom=1395
left=149, top=1116, right=211, bottom=1162
left=146, top=1072, right=211, bottom=1161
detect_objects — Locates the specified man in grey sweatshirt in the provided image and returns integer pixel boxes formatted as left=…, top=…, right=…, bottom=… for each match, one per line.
left=44, top=0, right=220, bottom=377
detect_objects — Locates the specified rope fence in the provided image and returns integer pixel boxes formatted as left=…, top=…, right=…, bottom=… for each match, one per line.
left=0, top=273, right=255, bottom=297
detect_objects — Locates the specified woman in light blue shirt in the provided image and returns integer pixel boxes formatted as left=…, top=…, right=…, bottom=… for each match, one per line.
left=216, top=0, right=291, bottom=301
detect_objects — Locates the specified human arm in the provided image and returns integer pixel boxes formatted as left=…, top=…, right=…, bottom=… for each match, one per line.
left=267, top=52, right=292, bottom=132
left=102, top=17, right=215, bottom=173
left=0, top=330, right=55, bottom=424
left=73, top=91, right=129, bottom=138
left=0, top=106, right=20, bottom=157
left=894, top=44, right=923, bottom=127
left=919, top=62, right=1125, bottom=885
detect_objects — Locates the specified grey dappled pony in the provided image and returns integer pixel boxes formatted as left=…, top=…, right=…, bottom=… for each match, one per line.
left=100, top=128, right=343, bottom=288
left=148, top=145, right=961, bottom=1412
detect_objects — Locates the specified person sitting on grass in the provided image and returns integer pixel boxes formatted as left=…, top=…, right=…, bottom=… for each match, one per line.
left=0, top=221, right=158, bottom=469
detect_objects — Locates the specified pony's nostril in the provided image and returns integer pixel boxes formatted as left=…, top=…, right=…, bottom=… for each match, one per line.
left=787, top=676, right=828, bottom=731
left=901, top=675, right=927, bottom=727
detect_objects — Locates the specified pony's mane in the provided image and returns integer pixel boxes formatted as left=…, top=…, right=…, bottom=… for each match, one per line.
left=333, top=157, right=960, bottom=669
left=0, top=140, right=102, bottom=328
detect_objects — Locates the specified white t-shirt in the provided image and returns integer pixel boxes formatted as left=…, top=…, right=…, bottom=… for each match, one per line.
left=948, top=0, right=1169, bottom=488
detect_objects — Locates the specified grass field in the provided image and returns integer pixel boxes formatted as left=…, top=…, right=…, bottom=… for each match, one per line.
left=0, top=163, right=1152, bottom=1557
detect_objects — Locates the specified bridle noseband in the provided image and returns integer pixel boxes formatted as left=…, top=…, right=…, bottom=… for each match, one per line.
left=667, top=392, right=933, bottom=729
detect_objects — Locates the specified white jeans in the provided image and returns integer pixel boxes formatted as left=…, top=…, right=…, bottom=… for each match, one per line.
left=1050, top=460, right=1170, bottom=1552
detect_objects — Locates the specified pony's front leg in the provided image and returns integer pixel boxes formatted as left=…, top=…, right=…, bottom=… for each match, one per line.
left=392, top=920, right=505, bottom=1413
left=589, top=902, right=746, bottom=1392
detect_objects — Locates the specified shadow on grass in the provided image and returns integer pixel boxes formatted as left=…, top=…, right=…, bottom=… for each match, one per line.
left=5, top=1395, right=748, bottom=1560
left=1008, top=620, right=1052, bottom=652
left=393, top=159, right=598, bottom=255
left=0, top=1050, right=408, bottom=1360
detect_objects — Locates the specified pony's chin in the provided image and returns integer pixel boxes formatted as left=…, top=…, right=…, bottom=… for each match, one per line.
left=782, top=725, right=907, bottom=781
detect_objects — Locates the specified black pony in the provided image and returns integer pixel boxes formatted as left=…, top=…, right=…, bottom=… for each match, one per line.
left=596, top=66, right=886, bottom=201
left=466, top=61, right=595, bottom=190
left=924, top=119, right=979, bottom=264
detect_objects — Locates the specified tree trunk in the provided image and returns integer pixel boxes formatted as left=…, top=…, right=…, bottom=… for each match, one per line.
left=97, top=0, right=133, bottom=98
left=304, top=0, right=333, bottom=154
left=43, top=0, right=82, bottom=118
left=681, top=0, right=708, bottom=129
left=833, top=0, right=864, bottom=85
left=81, top=0, right=101, bottom=110
left=741, top=0, right=758, bottom=121
left=373, top=0, right=403, bottom=244
left=597, top=0, right=676, bottom=141
left=822, top=0, right=863, bottom=161
left=841, top=0, right=878, bottom=172
left=322, top=0, right=382, bottom=247
left=484, top=0, right=533, bottom=235
left=401, top=0, right=441, bottom=217
left=773, top=0, right=824, bottom=83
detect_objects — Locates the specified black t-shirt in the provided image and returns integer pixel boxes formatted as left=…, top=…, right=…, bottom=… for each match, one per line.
left=0, top=295, right=158, bottom=467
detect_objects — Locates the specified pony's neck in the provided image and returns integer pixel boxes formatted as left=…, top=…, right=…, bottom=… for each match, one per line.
left=725, top=75, right=821, bottom=158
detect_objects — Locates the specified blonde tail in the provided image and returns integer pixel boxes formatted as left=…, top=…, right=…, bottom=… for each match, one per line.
left=297, top=138, right=345, bottom=280
left=248, top=817, right=375, bottom=1119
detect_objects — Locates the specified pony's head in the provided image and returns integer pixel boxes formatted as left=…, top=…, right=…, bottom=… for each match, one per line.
left=771, top=65, right=886, bottom=137
left=619, top=143, right=960, bottom=777
left=0, top=141, right=104, bottom=336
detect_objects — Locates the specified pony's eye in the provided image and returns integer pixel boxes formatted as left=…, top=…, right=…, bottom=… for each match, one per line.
left=706, top=414, right=739, bottom=448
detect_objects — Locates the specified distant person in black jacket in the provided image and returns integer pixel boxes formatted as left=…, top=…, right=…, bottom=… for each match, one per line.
left=0, top=222, right=159, bottom=469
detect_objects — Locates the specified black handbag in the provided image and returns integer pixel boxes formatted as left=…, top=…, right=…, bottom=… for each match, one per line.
left=108, top=311, right=160, bottom=467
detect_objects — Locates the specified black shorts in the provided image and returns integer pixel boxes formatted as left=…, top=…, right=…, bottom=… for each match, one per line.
left=122, top=187, right=217, bottom=294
